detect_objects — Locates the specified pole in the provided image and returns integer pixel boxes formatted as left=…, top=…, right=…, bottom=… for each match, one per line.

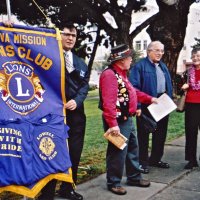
left=6, top=0, right=12, bottom=21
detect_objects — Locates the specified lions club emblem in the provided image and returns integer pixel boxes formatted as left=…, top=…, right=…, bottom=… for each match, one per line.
left=0, top=61, right=45, bottom=115
left=37, top=131, right=57, bottom=160
left=39, top=137, right=55, bottom=156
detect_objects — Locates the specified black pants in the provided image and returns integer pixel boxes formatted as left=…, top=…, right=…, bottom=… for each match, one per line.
left=59, top=107, right=86, bottom=194
left=38, top=180, right=57, bottom=200
left=39, top=107, right=86, bottom=198
left=136, top=107, right=169, bottom=167
left=185, top=103, right=200, bottom=162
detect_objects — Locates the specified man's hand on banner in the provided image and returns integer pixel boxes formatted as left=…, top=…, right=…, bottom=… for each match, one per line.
left=3, top=20, right=14, bottom=27
left=64, top=99, right=77, bottom=110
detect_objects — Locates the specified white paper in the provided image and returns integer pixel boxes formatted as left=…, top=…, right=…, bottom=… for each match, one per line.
left=147, top=93, right=177, bottom=122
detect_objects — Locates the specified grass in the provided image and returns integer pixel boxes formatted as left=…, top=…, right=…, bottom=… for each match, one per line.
left=0, top=89, right=185, bottom=198
left=167, top=111, right=185, bottom=141
left=77, top=89, right=185, bottom=183
left=87, top=89, right=99, bottom=98
left=78, top=96, right=106, bottom=183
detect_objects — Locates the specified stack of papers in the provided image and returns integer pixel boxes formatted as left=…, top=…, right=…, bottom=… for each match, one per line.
left=147, top=93, right=177, bottom=122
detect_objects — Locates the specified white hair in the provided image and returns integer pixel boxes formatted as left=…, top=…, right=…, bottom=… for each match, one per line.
left=147, top=41, right=164, bottom=51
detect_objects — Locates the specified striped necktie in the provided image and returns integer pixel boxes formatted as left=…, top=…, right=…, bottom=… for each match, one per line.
left=64, top=52, right=75, bottom=73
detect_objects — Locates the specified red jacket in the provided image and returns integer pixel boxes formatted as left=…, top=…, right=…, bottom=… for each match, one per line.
left=99, top=64, right=153, bottom=128
left=186, top=67, right=200, bottom=103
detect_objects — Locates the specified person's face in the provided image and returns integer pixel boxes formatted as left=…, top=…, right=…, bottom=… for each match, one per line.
left=61, top=27, right=77, bottom=51
left=147, top=44, right=164, bottom=63
left=191, top=50, right=200, bottom=67
left=119, top=56, right=133, bottom=71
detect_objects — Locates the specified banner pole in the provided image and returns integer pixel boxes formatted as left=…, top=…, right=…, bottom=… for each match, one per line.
left=6, top=0, right=12, bottom=21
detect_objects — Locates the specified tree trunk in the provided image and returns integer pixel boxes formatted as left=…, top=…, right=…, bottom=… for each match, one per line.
left=115, top=17, right=133, bottom=48
left=88, top=28, right=101, bottom=76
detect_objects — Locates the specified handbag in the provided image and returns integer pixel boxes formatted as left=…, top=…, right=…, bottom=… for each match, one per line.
left=176, top=69, right=189, bottom=113
left=138, top=113, right=157, bottom=133
left=176, top=91, right=187, bottom=112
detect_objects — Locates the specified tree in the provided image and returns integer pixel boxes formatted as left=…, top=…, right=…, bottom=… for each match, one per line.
left=146, top=0, right=196, bottom=80
left=0, top=0, right=199, bottom=79
left=0, top=0, right=146, bottom=73
left=192, top=37, right=200, bottom=49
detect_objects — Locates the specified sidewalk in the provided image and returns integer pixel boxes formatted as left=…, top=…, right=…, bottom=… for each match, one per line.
left=55, top=135, right=200, bottom=200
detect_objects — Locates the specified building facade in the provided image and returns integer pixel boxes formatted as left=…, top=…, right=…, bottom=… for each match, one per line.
left=132, top=2, right=200, bottom=73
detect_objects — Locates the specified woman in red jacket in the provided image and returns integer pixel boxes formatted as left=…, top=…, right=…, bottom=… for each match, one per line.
left=181, top=47, right=200, bottom=169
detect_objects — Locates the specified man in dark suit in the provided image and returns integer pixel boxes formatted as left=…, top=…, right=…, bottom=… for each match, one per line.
left=38, top=23, right=89, bottom=200
left=59, top=22, right=89, bottom=200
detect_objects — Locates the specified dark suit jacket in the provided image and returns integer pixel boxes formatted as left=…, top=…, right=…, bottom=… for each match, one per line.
left=65, top=53, right=89, bottom=109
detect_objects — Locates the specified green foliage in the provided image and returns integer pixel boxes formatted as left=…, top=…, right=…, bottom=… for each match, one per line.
left=77, top=93, right=185, bottom=183
left=133, top=49, right=143, bottom=63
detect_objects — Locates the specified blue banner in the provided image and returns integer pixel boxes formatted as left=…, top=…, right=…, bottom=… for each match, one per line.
left=0, top=23, right=73, bottom=198
left=0, top=23, right=66, bottom=119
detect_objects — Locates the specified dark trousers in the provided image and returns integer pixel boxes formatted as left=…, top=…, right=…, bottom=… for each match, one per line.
left=59, top=107, right=86, bottom=193
left=38, top=180, right=57, bottom=200
left=185, top=103, right=200, bottom=162
left=103, top=117, right=141, bottom=187
left=136, top=107, right=169, bottom=166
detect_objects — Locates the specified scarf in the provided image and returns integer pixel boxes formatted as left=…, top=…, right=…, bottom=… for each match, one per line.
left=189, top=66, right=200, bottom=90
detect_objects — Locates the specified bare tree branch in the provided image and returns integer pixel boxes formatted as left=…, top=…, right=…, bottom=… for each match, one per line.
left=129, top=13, right=159, bottom=38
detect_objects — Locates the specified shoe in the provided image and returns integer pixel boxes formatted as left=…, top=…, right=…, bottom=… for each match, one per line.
left=149, top=161, right=170, bottom=168
left=108, top=186, right=127, bottom=195
left=184, top=161, right=199, bottom=169
left=127, top=179, right=150, bottom=187
left=139, top=165, right=149, bottom=174
left=58, top=189, right=83, bottom=200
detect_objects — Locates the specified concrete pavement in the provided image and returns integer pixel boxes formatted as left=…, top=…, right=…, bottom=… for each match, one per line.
left=55, top=135, right=200, bottom=200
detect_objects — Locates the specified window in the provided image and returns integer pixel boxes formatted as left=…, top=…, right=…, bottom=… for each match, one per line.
left=135, top=40, right=141, bottom=51
left=143, top=40, right=148, bottom=50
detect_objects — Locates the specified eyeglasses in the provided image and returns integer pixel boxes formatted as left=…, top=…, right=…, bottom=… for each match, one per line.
left=149, top=49, right=164, bottom=54
left=61, top=32, right=77, bottom=38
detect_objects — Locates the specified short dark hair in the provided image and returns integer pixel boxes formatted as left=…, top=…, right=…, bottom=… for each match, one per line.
left=60, top=22, right=77, bottom=32
left=191, top=47, right=200, bottom=55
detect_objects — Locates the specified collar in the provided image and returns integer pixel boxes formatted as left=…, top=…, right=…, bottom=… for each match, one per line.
left=64, top=50, right=72, bottom=56
left=147, top=57, right=160, bottom=66
left=112, top=63, right=127, bottom=78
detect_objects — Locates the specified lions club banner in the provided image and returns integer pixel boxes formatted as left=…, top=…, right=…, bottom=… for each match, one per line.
left=0, top=22, right=66, bottom=118
left=0, top=23, right=73, bottom=198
